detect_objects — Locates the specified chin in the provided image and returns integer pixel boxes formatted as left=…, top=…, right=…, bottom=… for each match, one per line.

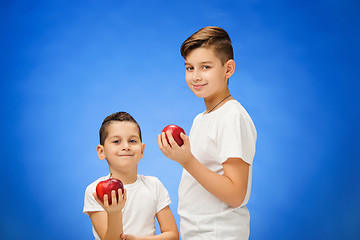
left=192, top=90, right=207, bottom=98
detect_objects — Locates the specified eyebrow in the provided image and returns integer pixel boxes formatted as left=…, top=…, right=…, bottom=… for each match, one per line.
left=185, top=61, right=213, bottom=65
left=108, top=135, right=140, bottom=139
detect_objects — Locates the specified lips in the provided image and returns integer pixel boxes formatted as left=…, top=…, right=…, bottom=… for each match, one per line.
left=193, top=83, right=207, bottom=90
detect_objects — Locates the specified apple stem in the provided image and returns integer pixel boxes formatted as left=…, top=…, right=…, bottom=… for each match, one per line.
left=110, top=172, right=112, bottom=179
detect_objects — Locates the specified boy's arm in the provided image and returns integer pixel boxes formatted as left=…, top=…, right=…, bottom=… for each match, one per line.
left=154, top=206, right=179, bottom=240
left=89, top=189, right=126, bottom=240
left=159, top=132, right=249, bottom=208
left=121, top=206, right=179, bottom=240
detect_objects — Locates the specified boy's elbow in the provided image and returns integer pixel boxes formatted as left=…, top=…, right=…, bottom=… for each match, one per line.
left=228, top=199, right=243, bottom=208
left=167, top=231, right=179, bottom=240
left=227, top=193, right=246, bottom=208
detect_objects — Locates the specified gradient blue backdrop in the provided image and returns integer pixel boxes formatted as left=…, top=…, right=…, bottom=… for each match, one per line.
left=1, top=1, right=359, bottom=239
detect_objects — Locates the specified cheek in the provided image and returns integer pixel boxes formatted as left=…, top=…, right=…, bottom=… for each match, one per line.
left=106, top=146, right=117, bottom=154
left=185, top=75, right=193, bottom=87
left=135, top=145, right=144, bottom=154
left=209, top=71, right=224, bottom=84
left=185, top=72, right=191, bottom=81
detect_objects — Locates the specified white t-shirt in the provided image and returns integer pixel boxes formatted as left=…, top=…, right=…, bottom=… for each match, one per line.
left=178, top=100, right=257, bottom=240
left=83, top=175, right=171, bottom=239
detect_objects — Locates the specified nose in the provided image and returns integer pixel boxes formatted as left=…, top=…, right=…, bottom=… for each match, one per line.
left=121, top=141, right=130, bottom=150
left=192, top=69, right=201, bottom=82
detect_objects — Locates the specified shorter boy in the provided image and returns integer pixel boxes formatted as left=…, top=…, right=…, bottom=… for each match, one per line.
left=83, top=112, right=179, bottom=240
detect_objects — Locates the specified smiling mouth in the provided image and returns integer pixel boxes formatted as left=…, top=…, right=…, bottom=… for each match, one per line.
left=193, top=84, right=207, bottom=90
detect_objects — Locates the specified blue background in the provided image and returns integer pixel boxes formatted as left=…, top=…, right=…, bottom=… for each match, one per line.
left=1, top=0, right=359, bottom=239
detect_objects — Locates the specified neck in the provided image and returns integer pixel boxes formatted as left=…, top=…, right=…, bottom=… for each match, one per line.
left=109, top=169, right=138, bottom=184
left=204, top=91, right=232, bottom=114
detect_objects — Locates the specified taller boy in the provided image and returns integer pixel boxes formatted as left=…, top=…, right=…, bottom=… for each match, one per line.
left=158, top=26, right=257, bottom=239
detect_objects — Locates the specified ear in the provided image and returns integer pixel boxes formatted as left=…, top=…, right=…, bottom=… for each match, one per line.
left=140, top=143, right=145, bottom=158
left=96, top=145, right=106, bottom=160
left=225, top=59, right=235, bottom=79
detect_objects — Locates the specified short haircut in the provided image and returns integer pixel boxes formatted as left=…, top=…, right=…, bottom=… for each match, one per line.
left=180, top=26, right=233, bottom=65
left=99, top=112, right=142, bottom=145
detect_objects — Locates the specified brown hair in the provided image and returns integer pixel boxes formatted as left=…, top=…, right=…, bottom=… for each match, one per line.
left=99, top=112, right=142, bottom=145
left=180, top=26, right=233, bottom=65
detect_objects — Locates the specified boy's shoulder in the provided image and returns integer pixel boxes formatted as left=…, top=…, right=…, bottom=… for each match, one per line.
left=195, top=100, right=249, bottom=119
left=193, top=100, right=255, bottom=130
left=216, top=100, right=253, bottom=122
left=138, top=175, right=163, bottom=185
left=137, top=175, right=169, bottom=192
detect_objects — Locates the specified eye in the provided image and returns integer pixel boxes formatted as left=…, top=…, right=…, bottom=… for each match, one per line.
left=113, top=140, right=119, bottom=144
left=185, top=66, right=193, bottom=71
left=130, top=139, right=137, bottom=143
left=202, top=65, right=210, bottom=70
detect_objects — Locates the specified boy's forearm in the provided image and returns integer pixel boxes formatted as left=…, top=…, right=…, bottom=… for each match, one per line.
left=133, top=232, right=178, bottom=240
left=104, top=212, right=123, bottom=240
left=182, top=155, right=248, bottom=208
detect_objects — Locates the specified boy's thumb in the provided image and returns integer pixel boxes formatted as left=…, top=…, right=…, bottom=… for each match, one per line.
left=180, top=132, right=188, bottom=143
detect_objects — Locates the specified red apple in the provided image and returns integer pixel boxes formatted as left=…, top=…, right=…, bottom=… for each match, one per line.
left=162, top=124, right=186, bottom=146
left=96, top=178, right=124, bottom=205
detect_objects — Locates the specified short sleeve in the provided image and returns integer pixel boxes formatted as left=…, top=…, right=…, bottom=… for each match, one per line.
left=153, top=177, right=171, bottom=213
left=83, top=183, right=104, bottom=215
left=217, top=113, right=256, bottom=165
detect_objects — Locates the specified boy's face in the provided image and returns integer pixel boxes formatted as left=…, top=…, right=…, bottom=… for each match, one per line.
left=184, top=47, right=233, bottom=100
left=97, top=121, right=145, bottom=173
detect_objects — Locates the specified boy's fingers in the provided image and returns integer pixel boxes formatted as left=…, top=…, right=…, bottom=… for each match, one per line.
left=103, top=194, right=109, bottom=207
left=158, top=134, right=163, bottom=148
left=180, top=132, right=185, bottom=141
left=161, top=132, right=169, bottom=147
left=181, top=132, right=189, bottom=144
left=123, top=189, right=127, bottom=201
left=121, top=234, right=127, bottom=240
left=166, top=131, right=177, bottom=147
left=118, top=188, right=125, bottom=201
left=111, top=190, right=117, bottom=204
left=158, top=134, right=171, bottom=156
left=93, top=192, right=105, bottom=207
left=92, top=192, right=100, bottom=203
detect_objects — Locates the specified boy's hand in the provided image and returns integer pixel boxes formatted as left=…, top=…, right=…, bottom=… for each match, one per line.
left=158, top=131, right=194, bottom=166
left=121, top=233, right=136, bottom=240
left=92, top=188, right=127, bottom=214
